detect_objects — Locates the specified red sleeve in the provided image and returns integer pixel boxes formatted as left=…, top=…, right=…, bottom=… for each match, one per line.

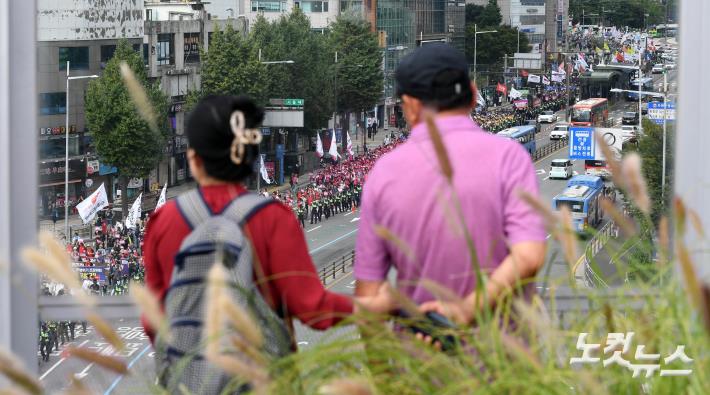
left=141, top=203, right=172, bottom=343
left=248, top=203, right=353, bottom=330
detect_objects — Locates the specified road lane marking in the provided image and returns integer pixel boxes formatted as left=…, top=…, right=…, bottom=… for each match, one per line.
left=103, top=344, right=152, bottom=395
left=74, top=363, right=94, bottom=380
left=309, top=229, right=358, bottom=255
left=39, top=339, right=90, bottom=380
left=344, top=211, right=354, bottom=216
left=306, top=225, right=322, bottom=233
left=543, top=176, right=550, bottom=180
left=350, top=217, right=360, bottom=223
left=546, top=234, right=552, bottom=240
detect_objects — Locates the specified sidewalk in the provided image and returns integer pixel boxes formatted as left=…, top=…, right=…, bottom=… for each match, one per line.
left=40, top=127, right=395, bottom=239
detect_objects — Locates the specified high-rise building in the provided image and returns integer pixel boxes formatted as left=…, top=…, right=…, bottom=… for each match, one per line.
left=36, top=0, right=144, bottom=219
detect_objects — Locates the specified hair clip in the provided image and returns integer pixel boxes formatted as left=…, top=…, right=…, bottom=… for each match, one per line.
left=229, top=111, right=263, bottom=165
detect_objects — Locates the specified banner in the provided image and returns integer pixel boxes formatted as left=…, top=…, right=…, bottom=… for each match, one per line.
left=155, top=183, right=167, bottom=210
left=513, top=99, right=528, bottom=109
left=328, top=135, right=340, bottom=161
left=259, top=154, right=272, bottom=184
left=346, top=131, right=354, bottom=157
left=316, top=131, right=324, bottom=158
left=509, top=88, right=523, bottom=99
left=125, top=193, right=142, bottom=229
left=542, top=76, right=550, bottom=85
left=551, top=71, right=565, bottom=83
left=527, top=74, right=541, bottom=84
left=76, top=183, right=109, bottom=224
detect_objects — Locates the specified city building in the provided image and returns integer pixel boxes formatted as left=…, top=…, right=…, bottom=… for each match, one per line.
left=144, top=1, right=247, bottom=190
left=37, top=0, right=144, bottom=219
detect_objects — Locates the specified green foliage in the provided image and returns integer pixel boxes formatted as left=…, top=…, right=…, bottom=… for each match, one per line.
left=477, top=0, right=503, bottom=27
left=198, top=24, right=271, bottom=106
left=570, top=0, right=668, bottom=28
left=85, top=39, right=168, bottom=212
left=466, top=24, right=530, bottom=68
left=329, top=14, right=384, bottom=115
left=638, top=118, right=673, bottom=224
left=465, top=4, right=485, bottom=25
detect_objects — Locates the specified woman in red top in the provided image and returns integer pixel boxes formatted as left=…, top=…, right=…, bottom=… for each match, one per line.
left=142, top=95, right=391, bottom=343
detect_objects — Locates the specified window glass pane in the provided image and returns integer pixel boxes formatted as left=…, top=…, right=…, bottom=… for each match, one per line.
left=39, top=92, right=66, bottom=115
left=184, top=33, right=200, bottom=63
left=100, top=45, right=116, bottom=63
left=58, top=47, right=89, bottom=70
left=157, top=33, right=174, bottom=65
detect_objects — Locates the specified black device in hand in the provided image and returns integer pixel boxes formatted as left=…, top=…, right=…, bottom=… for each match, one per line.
left=395, top=309, right=458, bottom=352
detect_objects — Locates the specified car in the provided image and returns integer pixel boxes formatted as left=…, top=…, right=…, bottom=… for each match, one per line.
left=537, top=110, right=558, bottom=123
left=622, top=111, right=639, bottom=125
left=549, top=159, right=573, bottom=179
left=664, top=63, right=677, bottom=70
left=549, top=124, right=569, bottom=140
left=621, top=125, right=640, bottom=142
left=652, top=64, right=665, bottom=74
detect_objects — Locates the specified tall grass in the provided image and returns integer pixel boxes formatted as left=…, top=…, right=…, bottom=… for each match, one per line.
left=2, top=75, right=707, bottom=395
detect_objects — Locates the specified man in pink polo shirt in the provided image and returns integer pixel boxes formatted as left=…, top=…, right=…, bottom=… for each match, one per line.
left=354, top=43, right=546, bottom=325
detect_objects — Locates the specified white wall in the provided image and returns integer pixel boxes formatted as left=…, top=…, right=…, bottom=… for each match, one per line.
left=37, top=0, right=144, bottom=41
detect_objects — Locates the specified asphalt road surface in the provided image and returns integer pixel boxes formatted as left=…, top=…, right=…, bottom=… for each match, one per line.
left=39, top=85, right=675, bottom=392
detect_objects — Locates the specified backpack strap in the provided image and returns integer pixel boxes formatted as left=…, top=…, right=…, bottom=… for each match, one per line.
left=221, top=192, right=275, bottom=226
left=175, top=189, right=212, bottom=230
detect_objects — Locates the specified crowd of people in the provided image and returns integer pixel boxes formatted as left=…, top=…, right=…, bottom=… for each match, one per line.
left=262, top=136, right=406, bottom=228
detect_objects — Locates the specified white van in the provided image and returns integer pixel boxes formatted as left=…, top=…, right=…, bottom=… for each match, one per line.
left=550, top=159, right=573, bottom=179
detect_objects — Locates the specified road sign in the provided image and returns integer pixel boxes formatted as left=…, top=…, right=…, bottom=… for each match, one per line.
left=647, top=101, right=676, bottom=122
left=283, top=98, right=304, bottom=106
left=569, top=127, right=595, bottom=160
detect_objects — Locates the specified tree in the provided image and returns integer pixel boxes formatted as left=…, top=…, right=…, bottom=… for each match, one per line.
left=478, top=0, right=502, bottom=27
left=328, top=14, right=383, bottom=126
left=196, top=24, right=271, bottom=106
left=638, top=118, right=674, bottom=224
left=466, top=24, right=529, bottom=71
left=251, top=10, right=334, bottom=131
left=465, top=4, right=485, bottom=25
left=569, top=0, right=666, bottom=28
left=85, top=39, right=168, bottom=217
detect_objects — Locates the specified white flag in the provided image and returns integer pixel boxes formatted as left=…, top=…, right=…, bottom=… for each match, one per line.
left=155, top=183, right=167, bottom=210
left=509, top=87, right=523, bottom=99
left=346, top=131, right=354, bottom=156
left=316, top=131, right=324, bottom=158
left=125, top=193, right=142, bottom=229
left=259, top=154, right=272, bottom=184
left=542, top=76, right=550, bottom=85
left=551, top=71, right=565, bottom=83
left=76, top=183, right=109, bottom=224
left=527, top=74, right=541, bottom=84
left=329, top=134, right=340, bottom=161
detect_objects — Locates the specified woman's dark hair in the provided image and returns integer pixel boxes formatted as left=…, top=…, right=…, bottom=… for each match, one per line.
left=186, top=95, right=264, bottom=182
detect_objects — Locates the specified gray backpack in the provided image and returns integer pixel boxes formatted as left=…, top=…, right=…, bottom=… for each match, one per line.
left=155, top=190, right=292, bottom=394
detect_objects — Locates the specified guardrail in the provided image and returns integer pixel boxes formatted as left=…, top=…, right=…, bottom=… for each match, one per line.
left=580, top=220, right=620, bottom=288
left=318, top=250, right=355, bottom=286
left=532, top=138, right=568, bottom=161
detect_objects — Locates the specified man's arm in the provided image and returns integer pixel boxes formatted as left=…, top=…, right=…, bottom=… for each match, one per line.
left=355, top=279, right=386, bottom=298
left=421, top=241, right=546, bottom=324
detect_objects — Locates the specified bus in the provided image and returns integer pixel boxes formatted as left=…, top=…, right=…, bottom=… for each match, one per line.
left=627, top=78, right=654, bottom=101
left=497, top=125, right=537, bottom=155
left=571, top=98, right=609, bottom=127
left=552, top=175, right=605, bottom=233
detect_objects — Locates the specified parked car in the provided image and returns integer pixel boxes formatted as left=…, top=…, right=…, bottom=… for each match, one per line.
left=549, top=124, right=569, bottom=140
left=622, top=111, right=639, bottom=125
left=537, top=110, right=558, bottom=123
left=549, top=159, right=573, bottom=179
left=652, top=64, right=665, bottom=74
left=664, top=63, right=677, bottom=70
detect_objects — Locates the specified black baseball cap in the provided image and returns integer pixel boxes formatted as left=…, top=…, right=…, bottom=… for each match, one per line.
left=395, top=43, right=472, bottom=103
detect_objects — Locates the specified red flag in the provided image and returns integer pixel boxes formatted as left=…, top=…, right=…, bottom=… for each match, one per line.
left=496, top=83, right=507, bottom=96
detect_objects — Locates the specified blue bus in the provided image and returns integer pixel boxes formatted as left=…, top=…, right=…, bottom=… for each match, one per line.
left=627, top=77, right=654, bottom=101
left=552, top=175, right=605, bottom=233
left=497, top=125, right=537, bottom=155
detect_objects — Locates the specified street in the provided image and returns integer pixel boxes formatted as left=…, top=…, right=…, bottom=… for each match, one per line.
left=37, top=67, right=677, bottom=393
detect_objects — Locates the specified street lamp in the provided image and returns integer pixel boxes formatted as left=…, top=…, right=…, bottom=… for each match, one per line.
left=473, top=24, right=497, bottom=80
left=255, top=50, right=295, bottom=192
left=611, top=72, right=674, bottom=197
left=64, top=61, right=98, bottom=241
